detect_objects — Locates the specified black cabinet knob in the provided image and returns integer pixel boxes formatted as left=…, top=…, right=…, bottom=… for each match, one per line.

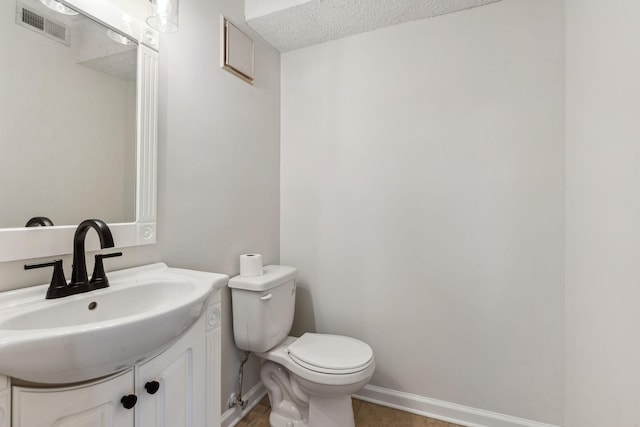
left=145, top=381, right=160, bottom=395
left=121, top=394, right=137, bottom=409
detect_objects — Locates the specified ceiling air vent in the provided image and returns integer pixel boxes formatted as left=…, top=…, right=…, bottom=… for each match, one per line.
left=16, top=2, right=70, bottom=46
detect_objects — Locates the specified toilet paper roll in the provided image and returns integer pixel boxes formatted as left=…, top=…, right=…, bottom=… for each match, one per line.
left=240, top=253, right=263, bottom=277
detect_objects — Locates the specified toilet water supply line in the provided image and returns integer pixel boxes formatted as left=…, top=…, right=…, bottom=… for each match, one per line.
left=230, top=351, right=251, bottom=409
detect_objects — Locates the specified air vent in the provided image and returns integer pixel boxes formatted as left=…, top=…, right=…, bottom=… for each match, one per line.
left=45, top=20, right=67, bottom=40
left=22, top=8, right=44, bottom=31
left=16, top=2, right=70, bottom=46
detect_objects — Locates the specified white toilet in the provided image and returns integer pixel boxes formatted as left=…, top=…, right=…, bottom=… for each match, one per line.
left=229, top=265, right=375, bottom=427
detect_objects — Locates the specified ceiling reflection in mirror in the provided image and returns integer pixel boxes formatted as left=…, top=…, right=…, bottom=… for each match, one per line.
left=0, top=0, right=137, bottom=228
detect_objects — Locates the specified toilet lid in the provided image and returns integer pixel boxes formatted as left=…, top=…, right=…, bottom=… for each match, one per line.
left=287, top=333, right=373, bottom=374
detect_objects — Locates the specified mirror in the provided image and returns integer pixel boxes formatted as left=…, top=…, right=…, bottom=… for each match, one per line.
left=1, top=0, right=137, bottom=228
left=0, top=0, right=159, bottom=262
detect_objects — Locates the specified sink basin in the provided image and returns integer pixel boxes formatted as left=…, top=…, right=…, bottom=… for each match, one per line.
left=0, top=263, right=228, bottom=384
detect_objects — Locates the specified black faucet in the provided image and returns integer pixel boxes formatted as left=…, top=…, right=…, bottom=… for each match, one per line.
left=24, top=219, right=122, bottom=299
left=70, top=219, right=118, bottom=289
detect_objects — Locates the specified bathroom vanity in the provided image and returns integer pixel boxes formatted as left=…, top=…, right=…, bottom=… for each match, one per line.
left=8, top=304, right=220, bottom=427
left=0, top=263, right=227, bottom=427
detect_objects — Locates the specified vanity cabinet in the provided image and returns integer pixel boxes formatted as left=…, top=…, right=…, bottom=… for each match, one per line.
left=7, top=298, right=222, bottom=427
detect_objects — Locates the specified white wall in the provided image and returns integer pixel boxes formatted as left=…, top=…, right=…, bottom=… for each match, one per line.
left=155, top=0, right=281, bottom=412
left=281, top=0, right=564, bottom=424
left=565, top=0, right=640, bottom=425
left=0, top=0, right=281, bottom=415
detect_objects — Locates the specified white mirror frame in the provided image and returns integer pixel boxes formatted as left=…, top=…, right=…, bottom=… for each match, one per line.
left=0, top=0, right=159, bottom=262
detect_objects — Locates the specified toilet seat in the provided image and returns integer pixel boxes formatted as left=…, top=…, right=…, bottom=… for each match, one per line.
left=257, top=336, right=375, bottom=387
left=287, top=333, right=373, bottom=374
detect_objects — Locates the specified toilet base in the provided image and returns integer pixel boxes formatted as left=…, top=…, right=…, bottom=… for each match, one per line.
left=266, top=394, right=355, bottom=427
left=308, top=395, right=355, bottom=427
left=269, top=411, right=308, bottom=427
left=261, top=360, right=359, bottom=427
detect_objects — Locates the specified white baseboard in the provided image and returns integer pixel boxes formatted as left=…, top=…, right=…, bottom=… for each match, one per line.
left=354, top=385, right=560, bottom=427
left=220, top=382, right=560, bottom=427
left=221, top=382, right=268, bottom=427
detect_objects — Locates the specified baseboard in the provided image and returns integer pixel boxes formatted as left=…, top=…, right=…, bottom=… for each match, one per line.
left=354, top=385, right=560, bottom=427
left=220, top=382, right=560, bottom=427
left=220, top=382, right=268, bottom=427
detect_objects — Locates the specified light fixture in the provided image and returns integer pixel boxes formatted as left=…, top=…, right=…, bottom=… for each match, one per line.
left=147, top=0, right=179, bottom=33
left=107, top=30, right=135, bottom=46
left=39, top=0, right=78, bottom=15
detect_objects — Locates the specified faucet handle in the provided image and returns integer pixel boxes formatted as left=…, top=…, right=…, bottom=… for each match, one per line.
left=90, top=252, right=123, bottom=290
left=24, top=259, right=70, bottom=299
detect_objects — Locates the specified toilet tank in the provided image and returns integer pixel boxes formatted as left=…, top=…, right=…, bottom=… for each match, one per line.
left=228, top=265, right=297, bottom=353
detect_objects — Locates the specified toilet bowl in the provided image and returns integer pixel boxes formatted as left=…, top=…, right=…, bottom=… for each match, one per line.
left=258, top=335, right=375, bottom=427
left=229, top=266, right=375, bottom=427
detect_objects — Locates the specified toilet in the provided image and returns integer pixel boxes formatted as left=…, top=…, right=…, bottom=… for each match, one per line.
left=229, top=265, right=375, bottom=427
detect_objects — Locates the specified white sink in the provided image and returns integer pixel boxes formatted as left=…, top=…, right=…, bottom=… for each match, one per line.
left=0, top=263, right=228, bottom=384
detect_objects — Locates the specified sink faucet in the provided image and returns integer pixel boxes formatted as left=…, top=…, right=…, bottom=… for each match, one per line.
left=24, top=219, right=122, bottom=299
left=70, top=219, right=115, bottom=288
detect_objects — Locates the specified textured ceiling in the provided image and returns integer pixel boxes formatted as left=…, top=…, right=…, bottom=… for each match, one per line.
left=245, top=0, right=503, bottom=52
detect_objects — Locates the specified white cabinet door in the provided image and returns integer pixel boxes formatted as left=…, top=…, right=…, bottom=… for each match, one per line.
left=136, top=316, right=205, bottom=427
left=12, top=369, right=134, bottom=427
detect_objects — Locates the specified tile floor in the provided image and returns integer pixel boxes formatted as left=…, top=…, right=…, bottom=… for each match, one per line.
left=235, top=395, right=463, bottom=427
